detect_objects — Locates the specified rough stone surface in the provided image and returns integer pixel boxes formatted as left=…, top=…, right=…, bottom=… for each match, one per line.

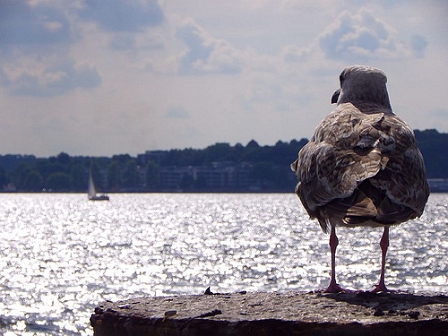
left=91, top=290, right=448, bottom=335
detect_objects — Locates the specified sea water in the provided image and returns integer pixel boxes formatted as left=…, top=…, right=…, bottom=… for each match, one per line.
left=0, top=193, right=447, bottom=335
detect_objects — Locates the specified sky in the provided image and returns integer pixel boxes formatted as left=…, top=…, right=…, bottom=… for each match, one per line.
left=0, top=0, right=447, bottom=157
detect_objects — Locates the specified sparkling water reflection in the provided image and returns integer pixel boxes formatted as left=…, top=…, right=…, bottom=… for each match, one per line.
left=0, top=193, right=447, bottom=335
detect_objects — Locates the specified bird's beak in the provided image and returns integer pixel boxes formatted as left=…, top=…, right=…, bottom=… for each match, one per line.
left=331, top=89, right=340, bottom=104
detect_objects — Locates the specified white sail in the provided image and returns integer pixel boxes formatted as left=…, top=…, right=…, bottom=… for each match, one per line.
left=88, top=171, right=97, bottom=199
left=88, top=170, right=109, bottom=201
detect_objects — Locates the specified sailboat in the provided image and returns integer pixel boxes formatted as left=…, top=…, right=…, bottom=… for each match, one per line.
left=88, top=170, right=109, bottom=201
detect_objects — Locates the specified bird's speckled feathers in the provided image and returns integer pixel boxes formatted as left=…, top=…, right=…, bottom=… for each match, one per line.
left=291, top=65, right=429, bottom=233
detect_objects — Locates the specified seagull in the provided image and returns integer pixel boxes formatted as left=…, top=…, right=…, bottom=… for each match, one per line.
left=291, top=65, right=430, bottom=293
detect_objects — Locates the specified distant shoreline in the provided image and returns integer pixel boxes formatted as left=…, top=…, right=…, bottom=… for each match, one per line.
left=1, top=189, right=447, bottom=194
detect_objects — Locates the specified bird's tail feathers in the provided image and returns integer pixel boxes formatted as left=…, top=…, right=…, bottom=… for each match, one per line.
left=318, top=216, right=331, bottom=234
left=376, top=197, right=417, bottom=223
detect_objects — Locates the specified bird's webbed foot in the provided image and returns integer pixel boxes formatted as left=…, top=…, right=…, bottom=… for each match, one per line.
left=324, top=280, right=349, bottom=293
left=371, top=283, right=392, bottom=293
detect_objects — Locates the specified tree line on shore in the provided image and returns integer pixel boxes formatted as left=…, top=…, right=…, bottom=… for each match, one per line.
left=0, top=129, right=446, bottom=193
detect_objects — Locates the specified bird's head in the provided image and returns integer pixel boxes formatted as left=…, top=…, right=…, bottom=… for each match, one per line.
left=331, top=65, right=392, bottom=109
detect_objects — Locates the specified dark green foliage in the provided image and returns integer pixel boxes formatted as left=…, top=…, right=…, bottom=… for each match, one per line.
left=107, top=161, right=121, bottom=191
left=122, top=160, right=141, bottom=189
left=145, top=161, right=159, bottom=189
left=0, top=166, right=6, bottom=188
left=46, top=172, right=71, bottom=191
left=414, top=129, right=448, bottom=178
left=23, top=171, right=43, bottom=191
left=69, top=162, right=86, bottom=191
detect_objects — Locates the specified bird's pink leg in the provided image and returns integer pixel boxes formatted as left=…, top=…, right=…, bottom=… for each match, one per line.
left=372, top=226, right=390, bottom=293
left=325, top=225, right=344, bottom=293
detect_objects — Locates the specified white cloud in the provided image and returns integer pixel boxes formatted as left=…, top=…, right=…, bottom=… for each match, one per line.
left=0, top=0, right=71, bottom=47
left=1, top=60, right=101, bottom=96
left=78, top=0, right=164, bottom=32
left=165, top=106, right=190, bottom=119
left=318, top=9, right=412, bottom=61
left=281, top=45, right=314, bottom=63
left=0, top=1, right=103, bottom=97
left=176, top=18, right=244, bottom=75
left=410, top=34, right=428, bottom=58
left=107, top=34, right=137, bottom=50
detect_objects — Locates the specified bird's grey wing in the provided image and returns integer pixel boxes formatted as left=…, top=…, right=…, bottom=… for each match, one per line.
left=370, top=115, right=430, bottom=218
left=293, top=104, right=385, bottom=215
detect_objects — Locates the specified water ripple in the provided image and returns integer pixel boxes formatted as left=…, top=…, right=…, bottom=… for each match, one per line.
left=0, top=193, right=447, bottom=335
